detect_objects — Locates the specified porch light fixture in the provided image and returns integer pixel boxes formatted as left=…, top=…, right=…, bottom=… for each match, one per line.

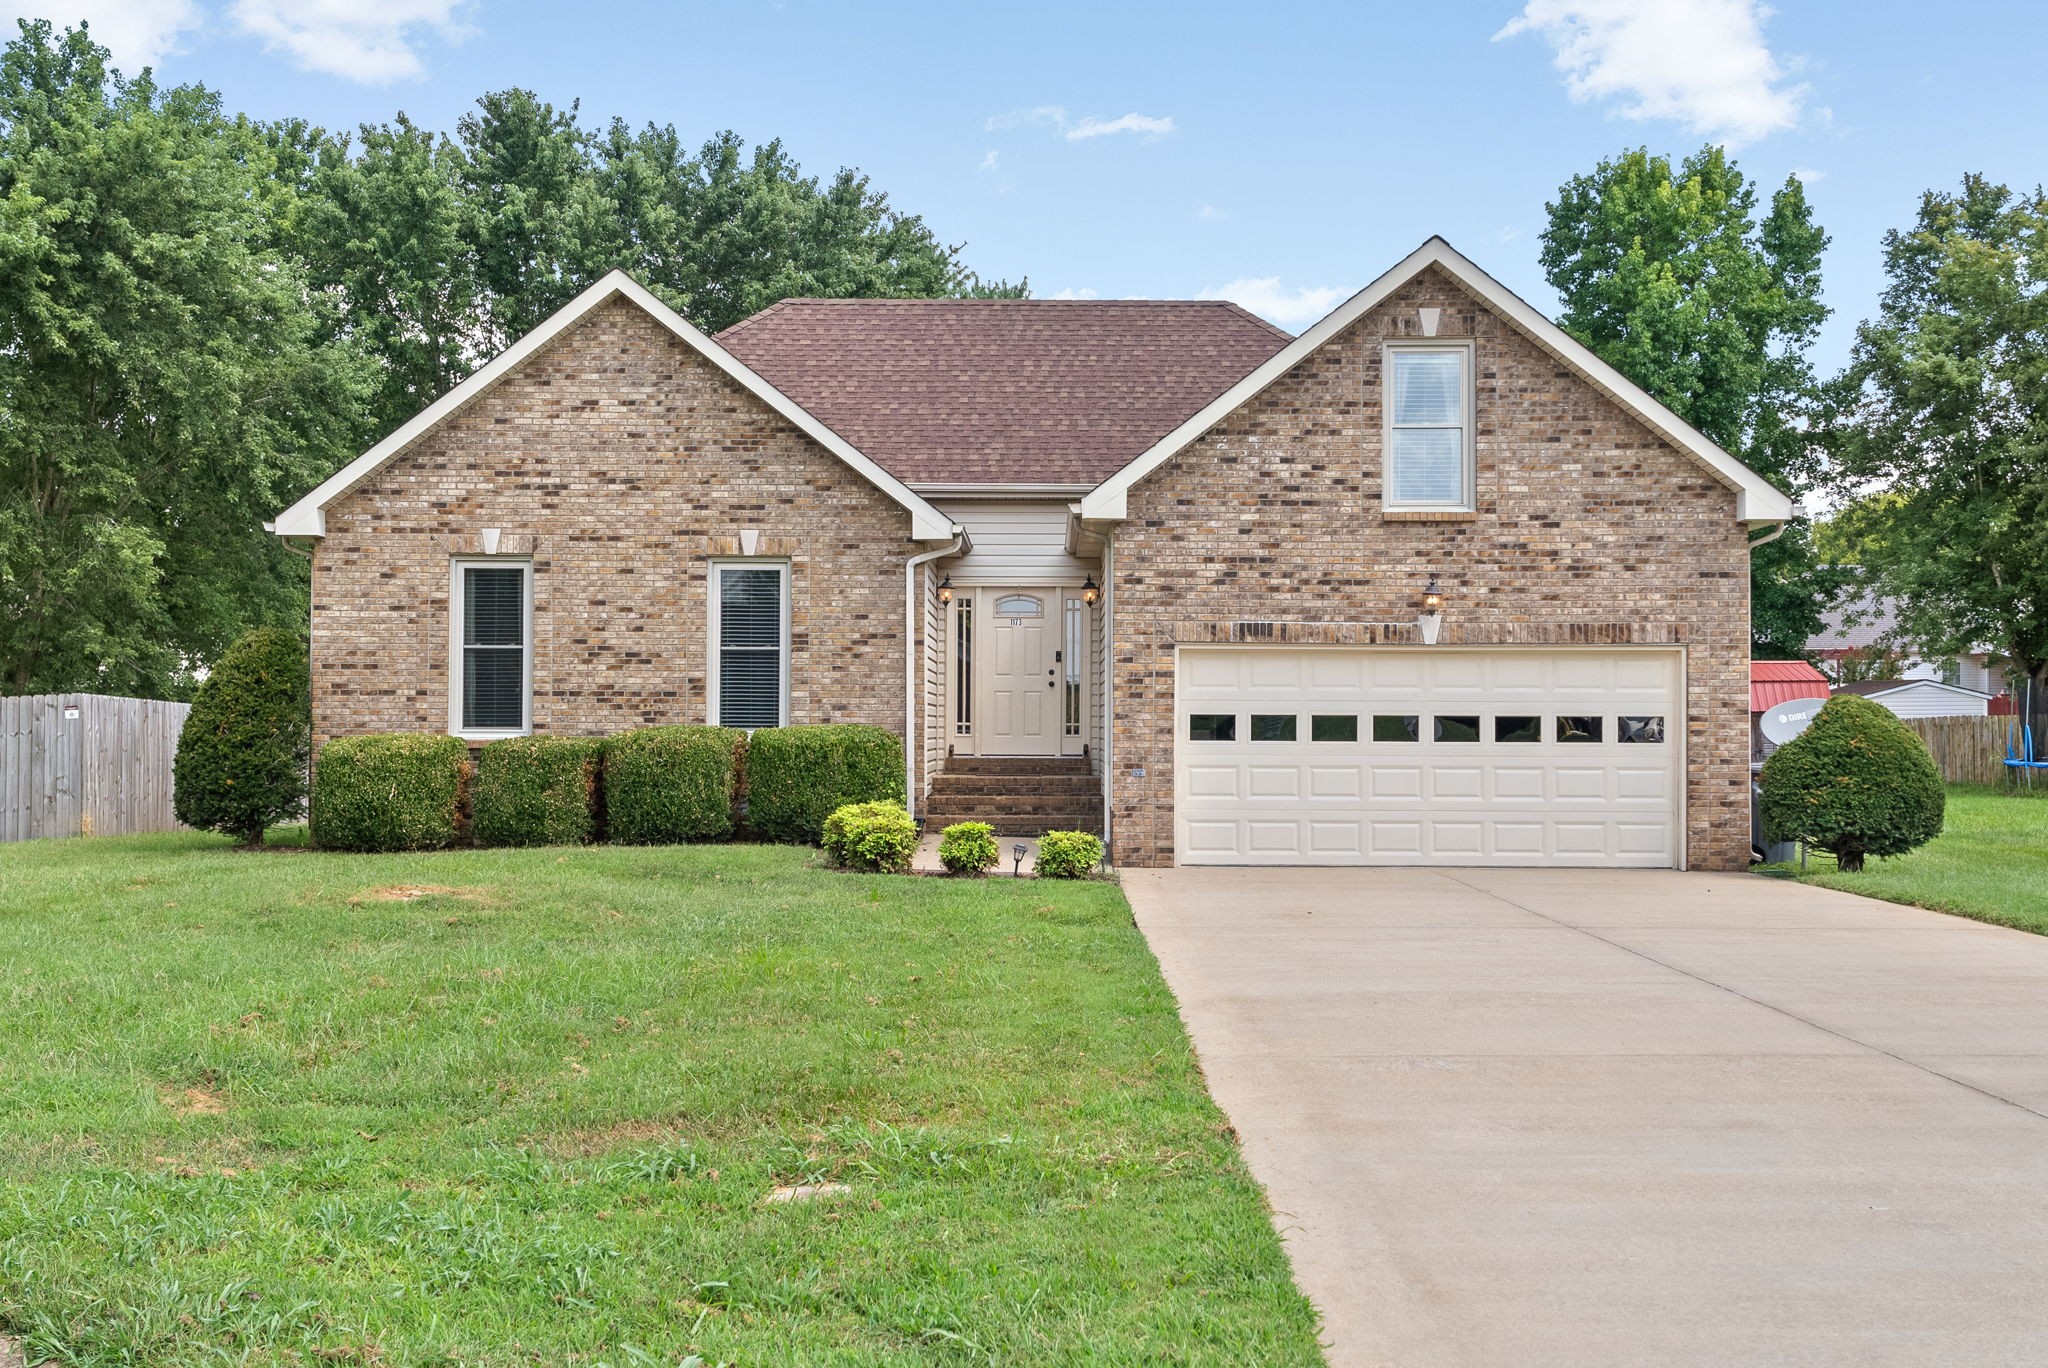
left=937, top=575, right=954, bottom=605
left=1080, top=575, right=1100, bottom=606
left=1418, top=573, right=1444, bottom=647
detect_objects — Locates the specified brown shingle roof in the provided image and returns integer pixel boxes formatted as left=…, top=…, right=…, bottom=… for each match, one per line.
left=716, top=298, right=1292, bottom=486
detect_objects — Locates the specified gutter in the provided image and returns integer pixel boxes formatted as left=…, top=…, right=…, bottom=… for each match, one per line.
left=1747, top=502, right=1806, bottom=551
left=905, top=530, right=966, bottom=818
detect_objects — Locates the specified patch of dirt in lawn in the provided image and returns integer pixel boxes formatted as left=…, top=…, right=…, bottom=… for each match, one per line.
left=352, top=885, right=496, bottom=905
left=161, top=1084, right=228, bottom=1116
left=1, top=1333, right=53, bottom=1368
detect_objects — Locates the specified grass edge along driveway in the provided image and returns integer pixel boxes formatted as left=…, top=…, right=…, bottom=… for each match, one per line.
left=0, top=831, right=1324, bottom=1367
left=1767, top=784, right=2048, bottom=936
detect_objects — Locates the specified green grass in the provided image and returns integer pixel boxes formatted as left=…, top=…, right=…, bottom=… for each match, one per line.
left=1774, top=784, right=2048, bottom=934
left=0, top=831, right=1321, bottom=1367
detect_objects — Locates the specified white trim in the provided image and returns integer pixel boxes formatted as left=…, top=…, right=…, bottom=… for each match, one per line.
left=910, top=482, right=1095, bottom=498
left=906, top=536, right=963, bottom=818
left=272, top=270, right=955, bottom=541
left=708, top=559, right=791, bottom=729
left=1382, top=339, right=1476, bottom=512
left=449, top=557, right=533, bottom=740
left=1079, top=236, right=1795, bottom=524
left=1843, top=680, right=1994, bottom=701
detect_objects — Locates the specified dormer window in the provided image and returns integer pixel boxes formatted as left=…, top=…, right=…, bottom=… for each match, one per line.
left=1384, top=341, right=1475, bottom=511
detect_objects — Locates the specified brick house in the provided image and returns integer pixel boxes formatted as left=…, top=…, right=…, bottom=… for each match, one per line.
left=271, top=238, right=1792, bottom=869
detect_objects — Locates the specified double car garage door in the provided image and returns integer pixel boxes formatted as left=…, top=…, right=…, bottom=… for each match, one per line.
left=1175, top=647, right=1682, bottom=867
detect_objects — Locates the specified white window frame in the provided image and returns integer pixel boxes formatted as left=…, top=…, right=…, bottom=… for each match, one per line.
left=448, top=557, right=534, bottom=740
left=1382, top=340, right=1476, bottom=512
left=707, top=559, right=791, bottom=729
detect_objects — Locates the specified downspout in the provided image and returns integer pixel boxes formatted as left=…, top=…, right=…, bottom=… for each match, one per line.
left=1747, top=502, right=1804, bottom=551
left=905, top=531, right=964, bottom=820
left=1099, top=529, right=1115, bottom=859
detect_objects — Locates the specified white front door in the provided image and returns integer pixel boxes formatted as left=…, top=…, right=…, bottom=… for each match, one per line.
left=982, top=590, right=1060, bottom=755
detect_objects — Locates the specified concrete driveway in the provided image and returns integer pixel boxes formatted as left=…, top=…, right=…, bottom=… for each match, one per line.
left=1124, top=867, right=2048, bottom=1368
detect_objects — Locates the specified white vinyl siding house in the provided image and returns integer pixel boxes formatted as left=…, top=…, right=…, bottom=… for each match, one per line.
left=1841, top=680, right=1994, bottom=720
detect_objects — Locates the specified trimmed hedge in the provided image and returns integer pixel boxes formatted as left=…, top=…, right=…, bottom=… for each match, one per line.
left=172, top=627, right=311, bottom=845
left=472, top=736, right=602, bottom=847
left=1035, top=830, right=1104, bottom=879
left=746, top=723, right=903, bottom=843
left=938, top=821, right=999, bottom=876
left=604, top=726, right=745, bottom=844
left=822, top=800, right=919, bottom=874
left=313, top=734, right=470, bottom=852
left=1760, top=693, right=1945, bottom=872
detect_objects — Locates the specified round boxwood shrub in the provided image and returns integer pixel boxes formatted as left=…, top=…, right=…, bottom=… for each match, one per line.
left=603, top=726, right=744, bottom=844
left=173, top=627, right=312, bottom=845
left=473, top=736, right=603, bottom=847
left=821, top=800, right=918, bottom=873
left=1760, top=693, right=1945, bottom=872
left=313, top=734, right=470, bottom=852
left=938, top=821, right=998, bottom=876
left=1035, top=830, right=1104, bottom=879
left=746, top=723, right=904, bottom=843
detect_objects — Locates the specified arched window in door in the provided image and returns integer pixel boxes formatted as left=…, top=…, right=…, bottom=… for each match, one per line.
left=993, top=594, right=1043, bottom=619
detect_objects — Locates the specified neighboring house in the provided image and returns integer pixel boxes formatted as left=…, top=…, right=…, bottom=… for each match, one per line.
left=269, top=237, right=1792, bottom=870
left=1749, top=659, right=1833, bottom=761
left=1832, top=678, right=1996, bottom=720
left=1810, top=593, right=2007, bottom=693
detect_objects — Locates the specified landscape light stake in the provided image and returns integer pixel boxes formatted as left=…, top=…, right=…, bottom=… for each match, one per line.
left=1013, top=844, right=1026, bottom=877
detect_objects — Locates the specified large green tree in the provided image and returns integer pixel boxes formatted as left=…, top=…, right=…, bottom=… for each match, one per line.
left=1540, top=145, right=1836, bottom=657
left=0, top=21, right=374, bottom=696
left=1824, top=175, right=2048, bottom=701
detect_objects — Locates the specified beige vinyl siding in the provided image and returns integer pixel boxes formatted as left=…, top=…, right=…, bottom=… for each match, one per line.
left=933, top=500, right=1097, bottom=585
left=921, top=562, right=946, bottom=800
left=1862, top=682, right=1993, bottom=720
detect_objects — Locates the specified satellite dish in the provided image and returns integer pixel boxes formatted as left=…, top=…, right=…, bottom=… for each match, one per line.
left=1760, top=695, right=1830, bottom=745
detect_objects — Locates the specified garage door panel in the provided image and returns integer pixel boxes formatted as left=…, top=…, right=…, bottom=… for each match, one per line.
left=1176, top=647, right=1681, bottom=868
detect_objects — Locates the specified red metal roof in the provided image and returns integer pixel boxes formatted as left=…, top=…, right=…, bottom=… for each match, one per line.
left=1751, top=659, right=1831, bottom=713
left=716, top=298, right=1292, bottom=486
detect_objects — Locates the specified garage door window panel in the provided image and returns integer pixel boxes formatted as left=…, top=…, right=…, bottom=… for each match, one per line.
left=1434, top=715, right=1481, bottom=743
left=1374, top=714, right=1420, bottom=743
left=1189, top=714, right=1237, bottom=742
left=1557, top=715, right=1604, bottom=743
left=1494, top=715, right=1541, bottom=743
left=1312, top=715, right=1359, bottom=742
left=1251, top=714, right=1297, bottom=741
left=1619, top=715, right=1666, bottom=743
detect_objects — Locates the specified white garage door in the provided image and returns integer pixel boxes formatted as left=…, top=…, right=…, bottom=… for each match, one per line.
left=1175, top=648, right=1682, bottom=867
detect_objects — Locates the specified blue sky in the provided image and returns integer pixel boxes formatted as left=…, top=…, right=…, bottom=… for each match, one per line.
left=15, top=0, right=2045, bottom=371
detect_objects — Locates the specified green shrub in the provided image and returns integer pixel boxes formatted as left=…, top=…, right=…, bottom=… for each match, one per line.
left=821, top=800, right=919, bottom=874
left=172, top=627, right=311, bottom=845
left=938, top=821, right=998, bottom=876
left=472, top=736, right=602, bottom=847
left=603, top=726, right=745, bottom=844
left=1760, top=693, right=1945, bottom=872
left=746, top=723, right=903, bottom=843
left=312, top=734, right=470, bottom=852
left=1035, top=830, right=1104, bottom=879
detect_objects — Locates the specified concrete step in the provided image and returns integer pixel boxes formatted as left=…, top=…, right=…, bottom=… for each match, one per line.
left=928, top=776, right=1102, bottom=798
left=941, top=756, right=1093, bottom=776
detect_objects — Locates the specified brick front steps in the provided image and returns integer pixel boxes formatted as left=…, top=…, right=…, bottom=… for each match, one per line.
left=922, top=756, right=1102, bottom=837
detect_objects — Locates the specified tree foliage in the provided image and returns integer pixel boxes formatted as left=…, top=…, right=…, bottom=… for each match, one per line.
left=1759, top=694, right=1945, bottom=872
left=1540, top=145, right=1839, bottom=656
left=171, top=627, right=312, bottom=844
left=1822, top=175, right=2048, bottom=694
left=0, top=21, right=375, bottom=696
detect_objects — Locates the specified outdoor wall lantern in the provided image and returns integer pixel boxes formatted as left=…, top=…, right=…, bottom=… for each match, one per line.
left=937, top=575, right=954, bottom=605
left=1080, top=575, right=1100, bottom=606
left=1418, top=573, right=1444, bottom=646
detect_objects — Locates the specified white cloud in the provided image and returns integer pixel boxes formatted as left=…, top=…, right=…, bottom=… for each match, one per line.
left=1048, top=286, right=1101, bottom=300
left=1791, top=166, right=1824, bottom=184
left=983, top=104, right=1176, bottom=143
left=8, top=0, right=201, bottom=70
left=230, top=0, right=472, bottom=82
left=1495, top=0, right=1806, bottom=147
left=1066, top=112, right=1174, bottom=141
left=1198, top=204, right=1226, bottom=221
left=979, top=149, right=999, bottom=172
left=1197, top=277, right=1351, bottom=330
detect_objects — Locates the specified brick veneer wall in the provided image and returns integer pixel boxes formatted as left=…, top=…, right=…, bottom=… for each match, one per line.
left=310, top=296, right=921, bottom=763
left=1108, top=265, right=1755, bottom=870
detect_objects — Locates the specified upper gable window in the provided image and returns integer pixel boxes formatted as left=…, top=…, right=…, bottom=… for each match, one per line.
left=1384, top=342, right=1475, bottom=511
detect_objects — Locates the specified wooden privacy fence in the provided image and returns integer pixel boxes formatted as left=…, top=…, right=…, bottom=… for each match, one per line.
left=1904, top=714, right=2016, bottom=787
left=2, top=693, right=190, bottom=841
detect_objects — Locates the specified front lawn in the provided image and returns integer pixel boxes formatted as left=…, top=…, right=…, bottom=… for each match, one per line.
left=0, top=832, right=1322, bottom=1366
left=1773, top=784, right=2048, bottom=935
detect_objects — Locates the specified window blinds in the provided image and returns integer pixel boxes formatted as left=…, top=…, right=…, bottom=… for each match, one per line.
left=462, top=566, right=526, bottom=730
left=1389, top=350, right=1468, bottom=505
left=718, top=566, right=784, bottom=728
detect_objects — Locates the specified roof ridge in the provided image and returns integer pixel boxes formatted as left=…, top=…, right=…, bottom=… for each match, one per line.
left=1203, top=299, right=1296, bottom=342
left=714, top=295, right=806, bottom=341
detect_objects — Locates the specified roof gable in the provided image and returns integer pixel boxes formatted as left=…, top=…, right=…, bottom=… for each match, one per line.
left=716, top=298, right=1290, bottom=487
left=1079, top=237, right=1796, bottom=524
left=270, top=271, right=956, bottom=541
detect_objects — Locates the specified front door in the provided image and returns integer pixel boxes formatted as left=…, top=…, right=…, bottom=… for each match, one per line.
left=982, top=590, right=1059, bottom=755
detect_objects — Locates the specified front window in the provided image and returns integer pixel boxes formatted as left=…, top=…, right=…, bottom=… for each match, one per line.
left=954, top=600, right=973, bottom=736
left=1064, top=597, right=1084, bottom=737
left=453, top=560, right=530, bottom=736
left=1385, top=343, right=1474, bottom=509
left=711, top=562, right=788, bottom=729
